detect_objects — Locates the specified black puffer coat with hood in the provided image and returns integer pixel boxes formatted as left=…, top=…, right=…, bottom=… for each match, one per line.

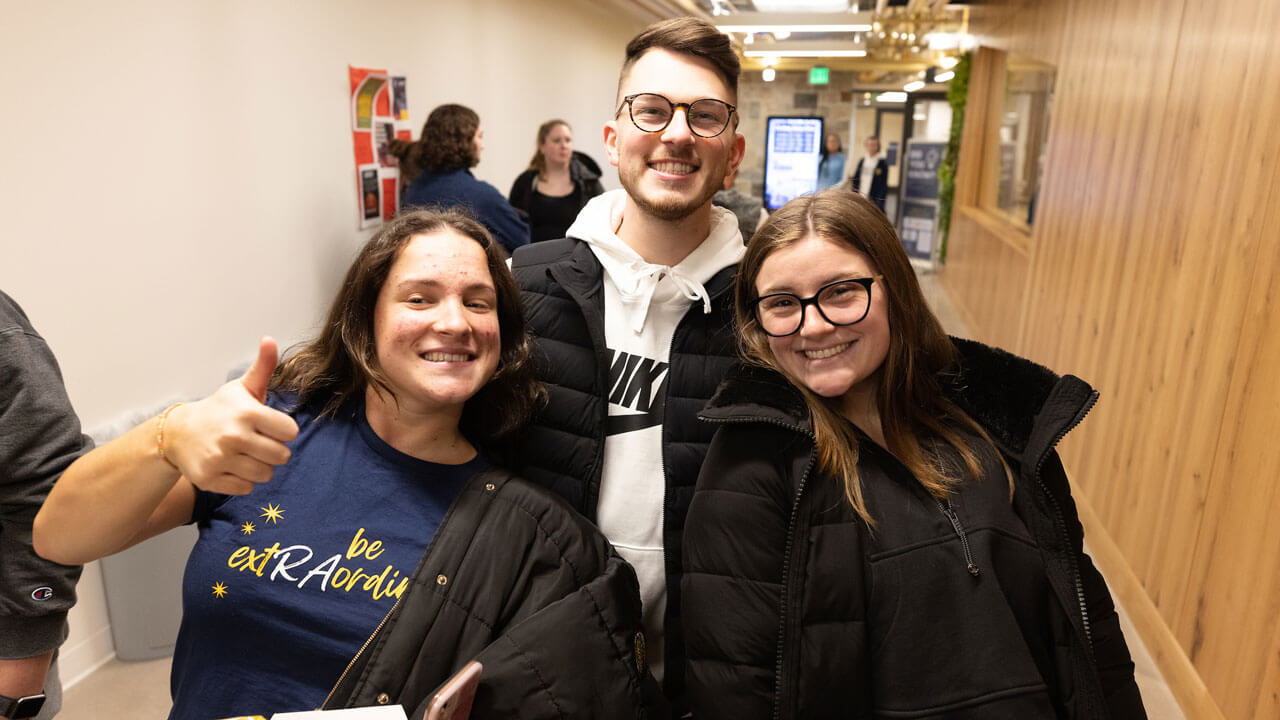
left=683, top=338, right=1146, bottom=719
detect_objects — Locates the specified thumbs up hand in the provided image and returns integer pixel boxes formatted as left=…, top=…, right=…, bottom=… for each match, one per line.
left=162, top=337, right=300, bottom=495
left=239, top=335, right=279, bottom=403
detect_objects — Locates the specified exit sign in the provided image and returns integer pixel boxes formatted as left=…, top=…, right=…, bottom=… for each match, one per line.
left=809, top=67, right=829, bottom=85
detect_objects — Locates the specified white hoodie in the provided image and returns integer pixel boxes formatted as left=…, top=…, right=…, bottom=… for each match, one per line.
left=564, top=189, right=744, bottom=683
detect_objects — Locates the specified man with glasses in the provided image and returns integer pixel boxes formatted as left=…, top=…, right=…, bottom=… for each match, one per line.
left=509, top=16, right=745, bottom=711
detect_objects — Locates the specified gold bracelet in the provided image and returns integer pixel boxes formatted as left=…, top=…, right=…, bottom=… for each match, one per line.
left=156, top=402, right=184, bottom=471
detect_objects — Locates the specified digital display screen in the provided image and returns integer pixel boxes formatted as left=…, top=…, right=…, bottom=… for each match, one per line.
left=763, top=117, right=824, bottom=211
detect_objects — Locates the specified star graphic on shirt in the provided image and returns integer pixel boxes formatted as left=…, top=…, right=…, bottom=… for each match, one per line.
left=212, top=582, right=228, bottom=598
left=259, top=503, right=284, bottom=524
left=240, top=521, right=256, bottom=535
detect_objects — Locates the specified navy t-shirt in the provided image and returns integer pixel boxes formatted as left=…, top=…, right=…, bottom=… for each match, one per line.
left=168, top=396, right=481, bottom=719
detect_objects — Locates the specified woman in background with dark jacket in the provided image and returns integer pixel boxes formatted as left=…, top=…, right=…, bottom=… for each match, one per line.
left=682, top=189, right=1146, bottom=719
left=508, top=119, right=603, bottom=242
left=402, top=104, right=530, bottom=253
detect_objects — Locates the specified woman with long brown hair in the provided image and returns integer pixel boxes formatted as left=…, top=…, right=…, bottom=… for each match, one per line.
left=34, top=210, right=656, bottom=719
left=682, top=189, right=1146, bottom=718
left=507, top=119, right=604, bottom=242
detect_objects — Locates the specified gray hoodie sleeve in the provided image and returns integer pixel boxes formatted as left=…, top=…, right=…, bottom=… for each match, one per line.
left=0, top=291, right=91, bottom=658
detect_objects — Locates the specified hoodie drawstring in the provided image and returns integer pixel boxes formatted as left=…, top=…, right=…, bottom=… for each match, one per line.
left=620, top=262, right=713, bottom=333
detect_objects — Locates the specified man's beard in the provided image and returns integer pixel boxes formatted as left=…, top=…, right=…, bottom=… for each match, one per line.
left=619, top=159, right=725, bottom=222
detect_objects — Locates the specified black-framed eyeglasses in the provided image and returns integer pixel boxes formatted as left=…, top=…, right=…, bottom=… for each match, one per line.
left=617, top=93, right=737, bottom=138
left=753, top=276, right=883, bottom=337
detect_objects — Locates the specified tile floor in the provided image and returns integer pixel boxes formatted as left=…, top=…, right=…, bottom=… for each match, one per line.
left=56, top=268, right=1186, bottom=719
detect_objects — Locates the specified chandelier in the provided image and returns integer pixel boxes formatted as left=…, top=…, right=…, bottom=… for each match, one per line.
left=865, top=5, right=960, bottom=62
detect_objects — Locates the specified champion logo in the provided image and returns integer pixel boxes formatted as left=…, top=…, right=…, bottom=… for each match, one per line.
left=31, top=586, right=54, bottom=601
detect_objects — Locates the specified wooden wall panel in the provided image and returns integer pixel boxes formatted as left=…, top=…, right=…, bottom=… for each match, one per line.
left=940, top=208, right=1029, bottom=351
left=1170, top=4, right=1280, bottom=716
left=941, top=0, right=1280, bottom=716
left=1024, top=0, right=1227, bottom=626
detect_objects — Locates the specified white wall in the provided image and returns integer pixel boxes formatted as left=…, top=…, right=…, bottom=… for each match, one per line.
left=0, top=0, right=647, bottom=683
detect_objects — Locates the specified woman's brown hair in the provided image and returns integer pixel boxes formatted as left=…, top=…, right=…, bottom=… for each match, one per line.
left=413, top=104, right=480, bottom=175
left=526, top=119, right=571, bottom=176
left=271, top=208, right=544, bottom=448
left=735, top=188, right=1008, bottom=524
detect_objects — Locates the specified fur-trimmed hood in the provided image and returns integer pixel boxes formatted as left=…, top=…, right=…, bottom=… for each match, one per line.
left=699, top=337, right=1098, bottom=469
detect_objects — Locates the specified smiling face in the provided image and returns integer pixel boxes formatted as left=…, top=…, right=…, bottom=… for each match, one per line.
left=540, top=123, right=573, bottom=166
left=755, top=233, right=890, bottom=407
left=371, top=230, right=500, bottom=418
left=605, top=48, right=745, bottom=222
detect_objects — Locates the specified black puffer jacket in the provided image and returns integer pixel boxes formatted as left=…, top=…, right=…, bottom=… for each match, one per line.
left=324, top=468, right=664, bottom=719
left=509, top=237, right=738, bottom=706
left=683, top=339, right=1146, bottom=719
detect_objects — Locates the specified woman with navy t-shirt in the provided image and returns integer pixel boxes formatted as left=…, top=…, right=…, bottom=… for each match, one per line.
left=35, top=210, right=658, bottom=719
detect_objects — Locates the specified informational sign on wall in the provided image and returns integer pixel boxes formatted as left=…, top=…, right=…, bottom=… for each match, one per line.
left=898, top=140, right=947, bottom=261
left=350, top=66, right=413, bottom=230
left=763, top=116, right=824, bottom=210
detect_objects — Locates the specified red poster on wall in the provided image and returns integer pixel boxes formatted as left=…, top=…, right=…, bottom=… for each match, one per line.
left=350, top=65, right=413, bottom=230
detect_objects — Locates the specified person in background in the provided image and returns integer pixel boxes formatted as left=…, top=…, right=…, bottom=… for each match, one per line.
left=509, top=16, right=745, bottom=714
left=849, top=134, right=888, bottom=212
left=33, top=210, right=657, bottom=720
left=401, top=104, right=530, bottom=253
left=507, top=119, right=604, bottom=243
left=683, top=189, right=1146, bottom=718
left=387, top=136, right=424, bottom=190
left=816, top=132, right=845, bottom=190
left=1, top=290, right=93, bottom=720
left=712, top=162, right=766, bottom=244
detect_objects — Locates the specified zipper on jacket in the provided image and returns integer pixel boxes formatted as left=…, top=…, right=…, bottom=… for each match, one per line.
left=935, top=498, right=980, bottom=577
left=321, top=595, right=403, bottom=709
left=1032, top=390, right=1099, bottom=648
left=700, top=413, right=815, bottom=720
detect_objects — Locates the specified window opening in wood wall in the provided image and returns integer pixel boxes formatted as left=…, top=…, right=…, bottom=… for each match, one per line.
left=993, top=60, right=1055, bottom=229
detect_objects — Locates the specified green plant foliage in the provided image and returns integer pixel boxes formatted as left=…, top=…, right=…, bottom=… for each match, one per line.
left=936, top=53, right=971, bottom=264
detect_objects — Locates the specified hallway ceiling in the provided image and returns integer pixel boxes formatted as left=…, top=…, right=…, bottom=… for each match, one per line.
left=609, top=0, right=980, bottom=88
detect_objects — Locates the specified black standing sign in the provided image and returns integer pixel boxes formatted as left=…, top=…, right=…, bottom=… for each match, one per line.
left=898, top=140, right=946, bottom=261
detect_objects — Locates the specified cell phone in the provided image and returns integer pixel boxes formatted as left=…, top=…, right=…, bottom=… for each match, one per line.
left=423, top=660, right=482, bottom=720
